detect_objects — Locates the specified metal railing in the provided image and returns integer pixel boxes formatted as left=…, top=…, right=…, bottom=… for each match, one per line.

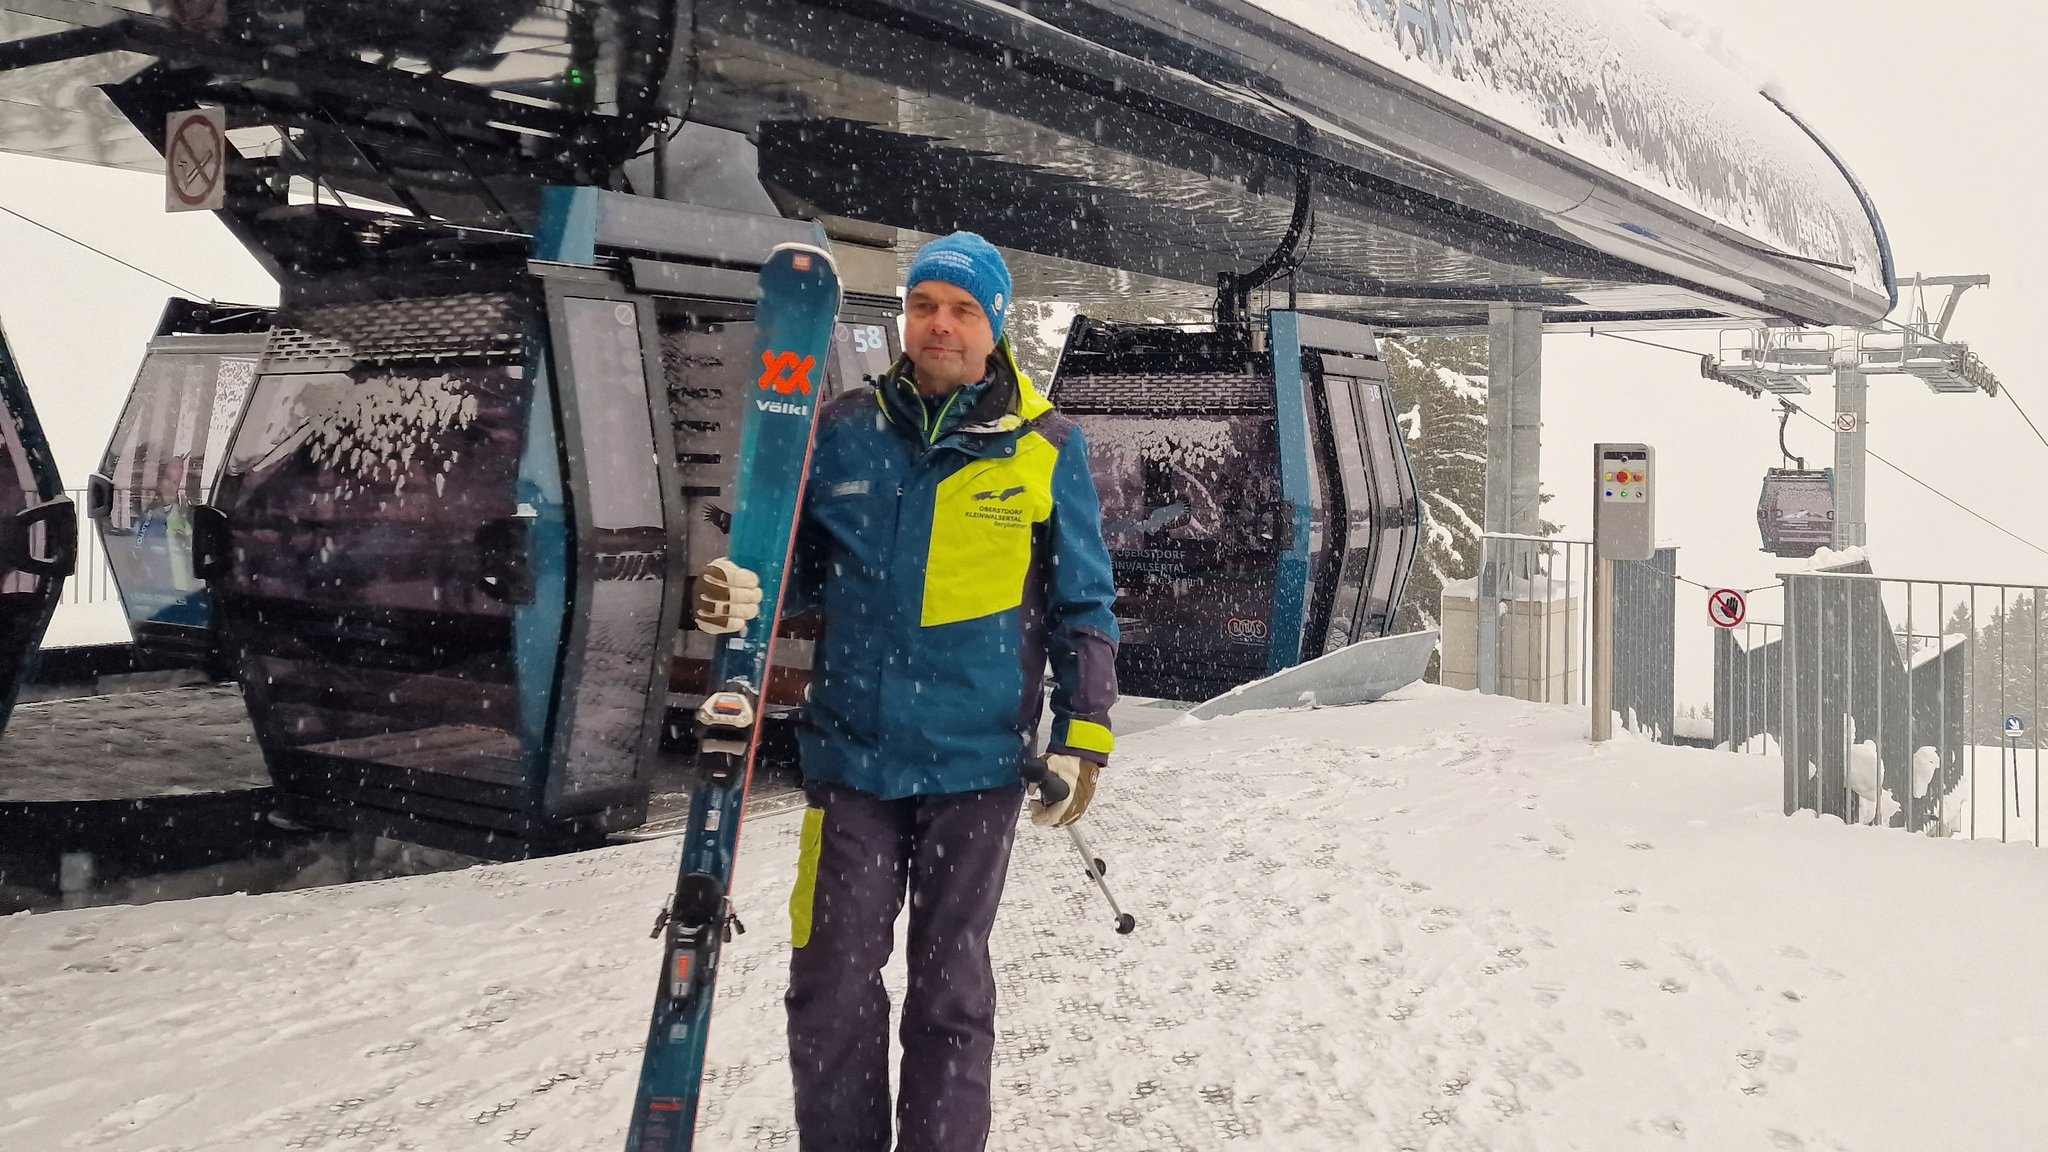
left=1475, top=533, right=1589, bottom=705
left=1777, top=572, right=2045, bottom=843
left=54, top=488, right=116, bottom=605
left=1457, top=533, right=1676, bottom=741
left=1712, top=619, right=1784, bottom=755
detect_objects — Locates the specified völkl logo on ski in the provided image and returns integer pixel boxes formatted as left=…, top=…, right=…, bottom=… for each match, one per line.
left=758, top=350, right=815, bottom=395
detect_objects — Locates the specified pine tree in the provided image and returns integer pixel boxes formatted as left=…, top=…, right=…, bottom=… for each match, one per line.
left=1965, top=592, right=2044, bottom=743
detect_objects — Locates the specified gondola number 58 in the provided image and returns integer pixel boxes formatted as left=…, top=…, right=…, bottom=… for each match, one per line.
left=849, top=325, right=888, bottom=354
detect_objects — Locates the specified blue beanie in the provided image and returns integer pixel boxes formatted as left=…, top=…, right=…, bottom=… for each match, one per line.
left=906, top=231, right=1013, bottom=341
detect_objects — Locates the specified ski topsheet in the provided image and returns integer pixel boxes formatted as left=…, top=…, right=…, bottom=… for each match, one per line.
left=625, top=243, right=841, bottom=1151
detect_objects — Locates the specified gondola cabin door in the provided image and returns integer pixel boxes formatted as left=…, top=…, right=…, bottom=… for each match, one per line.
left=0, top=320, right=72, bottom=730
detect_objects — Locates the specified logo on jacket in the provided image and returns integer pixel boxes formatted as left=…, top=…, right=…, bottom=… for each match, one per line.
left=1104, top=501, right=1187, bottom=536
left=973, top=486, right=1027, bottom=503
left=759, top=350, right=816, bottom=395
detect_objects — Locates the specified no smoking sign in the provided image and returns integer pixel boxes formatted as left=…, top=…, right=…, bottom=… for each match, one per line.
left=165, top=108, right=227, bottom=213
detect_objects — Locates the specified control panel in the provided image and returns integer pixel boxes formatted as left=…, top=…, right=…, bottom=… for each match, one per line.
left=1594, top=443, right=1655, bottom=561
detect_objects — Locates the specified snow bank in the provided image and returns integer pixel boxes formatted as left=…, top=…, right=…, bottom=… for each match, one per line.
left=1804, top=544, right=1870, bottom=571
left=6, top=688, right=2048, bottom=1150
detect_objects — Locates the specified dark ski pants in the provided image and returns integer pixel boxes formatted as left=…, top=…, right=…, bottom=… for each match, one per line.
left=786, top=780, right=1024, bottom=1152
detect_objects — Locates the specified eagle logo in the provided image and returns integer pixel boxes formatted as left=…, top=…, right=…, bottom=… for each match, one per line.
left=973, top=486, right=1028, bottom=503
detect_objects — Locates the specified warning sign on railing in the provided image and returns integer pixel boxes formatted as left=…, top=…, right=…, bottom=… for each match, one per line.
left=1708, top=588, right=1747, bottom=629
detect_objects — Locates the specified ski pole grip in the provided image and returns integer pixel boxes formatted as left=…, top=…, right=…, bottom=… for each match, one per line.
left=1021, top=756, right=1069, bottom=805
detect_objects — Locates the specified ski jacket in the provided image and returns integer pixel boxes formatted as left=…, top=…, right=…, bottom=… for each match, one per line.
left=788, top=341, right=1120, bottom=800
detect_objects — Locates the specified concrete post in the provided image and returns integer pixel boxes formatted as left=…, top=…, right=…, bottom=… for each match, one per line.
left=1480, top=304, right=1544, bottom=694
left=59, top=851, right=95, bottom=910
left=1833, top=368, right=1868, bottom=550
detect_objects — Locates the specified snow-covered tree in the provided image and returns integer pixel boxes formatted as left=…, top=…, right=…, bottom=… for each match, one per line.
left=1383, top=335, right=1488, bottom=650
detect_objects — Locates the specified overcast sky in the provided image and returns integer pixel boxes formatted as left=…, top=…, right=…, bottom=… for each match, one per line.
left=1541, top=0, right=2048, bottom=594
left=2, top=0, right=2044, bottom=667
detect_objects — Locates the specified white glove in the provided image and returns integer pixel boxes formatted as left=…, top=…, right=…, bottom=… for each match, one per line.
left=1030, top=754, right=1099, bottom=828
left=692, top=557, right=762, bottom=634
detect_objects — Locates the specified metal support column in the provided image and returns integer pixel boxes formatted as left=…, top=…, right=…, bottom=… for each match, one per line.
left=1480, top=304, right=1543, bottom=695
left=1591, top=557, right=1615, bottom=741
left=1833, top=367, right=1868, bottom=550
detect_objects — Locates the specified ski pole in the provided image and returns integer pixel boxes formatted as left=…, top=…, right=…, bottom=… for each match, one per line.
left=1066, top=823, right=1136, bottom=935
left=1023, top=758, right=1138, bottom=935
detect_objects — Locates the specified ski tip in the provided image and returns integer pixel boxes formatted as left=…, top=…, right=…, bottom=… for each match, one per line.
left=765, top=242, right=840, bottom=277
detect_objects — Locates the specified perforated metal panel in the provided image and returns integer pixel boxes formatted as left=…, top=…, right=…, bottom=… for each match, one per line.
left=279, top=293, right=528, bottom=364
left=260, top=330, right=355, bottom=372
left=1052, top=370, right=1274, bottom=415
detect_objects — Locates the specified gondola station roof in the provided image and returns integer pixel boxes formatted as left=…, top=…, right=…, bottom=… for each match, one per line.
left=0, top=0, right=1891, bottom=329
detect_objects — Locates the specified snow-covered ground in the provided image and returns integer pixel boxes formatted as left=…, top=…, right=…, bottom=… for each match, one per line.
left=5, top=686, right=2047, bottom=1151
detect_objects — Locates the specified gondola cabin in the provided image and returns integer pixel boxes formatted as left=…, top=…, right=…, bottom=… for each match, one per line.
left=0, top=320, right=73, bottom=731
left=84, top=191, right=897, bottom=858
left=1758, top=468, right=1836, bottom=558
left=1048, top=313, right=1421, bottom=702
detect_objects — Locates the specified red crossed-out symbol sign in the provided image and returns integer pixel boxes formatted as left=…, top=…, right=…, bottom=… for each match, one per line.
left=167, top=110, right=226, bottom=209
left=758, top=350, right=815, bottom=395
left=1708, top=588, right=1747, bottom=630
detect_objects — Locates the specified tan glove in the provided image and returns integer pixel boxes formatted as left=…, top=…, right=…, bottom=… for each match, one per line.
left=1030, top=753, right=1099, bottom=828
left=692, top=557, right=762, bottom=634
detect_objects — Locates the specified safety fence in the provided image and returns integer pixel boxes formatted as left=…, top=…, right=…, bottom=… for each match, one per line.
left=1746, top=572, right=2046, bottom=843
left=54, top=489, right=116, bottom=606
left=1712, top=620, right=1785, bottom=756
left=1447, top=533, right=1676, bottom=742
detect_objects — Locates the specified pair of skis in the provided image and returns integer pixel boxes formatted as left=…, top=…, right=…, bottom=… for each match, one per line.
left=624, top=243, right=840, bottom=1151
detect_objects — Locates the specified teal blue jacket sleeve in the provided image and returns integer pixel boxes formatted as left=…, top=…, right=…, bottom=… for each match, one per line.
left=1042, top=423, right=1121, bottom=764
left=782, top=395, right=858, bottom=619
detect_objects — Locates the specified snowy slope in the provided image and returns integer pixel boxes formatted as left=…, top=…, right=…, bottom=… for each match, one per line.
left=6, top=687, right=2047, bottom=1151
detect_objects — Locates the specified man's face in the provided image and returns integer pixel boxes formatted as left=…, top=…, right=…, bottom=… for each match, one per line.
left=903, top=280, right=996, bottom=394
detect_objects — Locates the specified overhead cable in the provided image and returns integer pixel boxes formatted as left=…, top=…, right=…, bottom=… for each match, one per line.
left=0, top=202, right=209, bottom=301
left=1586, top=329, right=2048, bottom=562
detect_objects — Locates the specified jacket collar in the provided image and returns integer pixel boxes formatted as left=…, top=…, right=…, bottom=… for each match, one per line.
left=877, top=338, right=1050, bottom=454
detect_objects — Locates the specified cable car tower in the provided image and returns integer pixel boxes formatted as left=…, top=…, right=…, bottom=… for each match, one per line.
left=1702, top=274, right=2000, bottom=553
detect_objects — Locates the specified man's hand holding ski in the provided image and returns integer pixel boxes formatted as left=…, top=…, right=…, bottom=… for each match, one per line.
left=692, top=558, right=761, bottom=634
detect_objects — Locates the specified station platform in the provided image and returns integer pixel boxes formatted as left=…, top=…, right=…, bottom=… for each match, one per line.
left=0, top=685, right=267, bottom=804
left=0, top=684, right=1191, bottom=912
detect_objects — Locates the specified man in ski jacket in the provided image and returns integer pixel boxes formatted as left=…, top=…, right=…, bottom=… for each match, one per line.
left=692, top=230, right=1119, bottom=1151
